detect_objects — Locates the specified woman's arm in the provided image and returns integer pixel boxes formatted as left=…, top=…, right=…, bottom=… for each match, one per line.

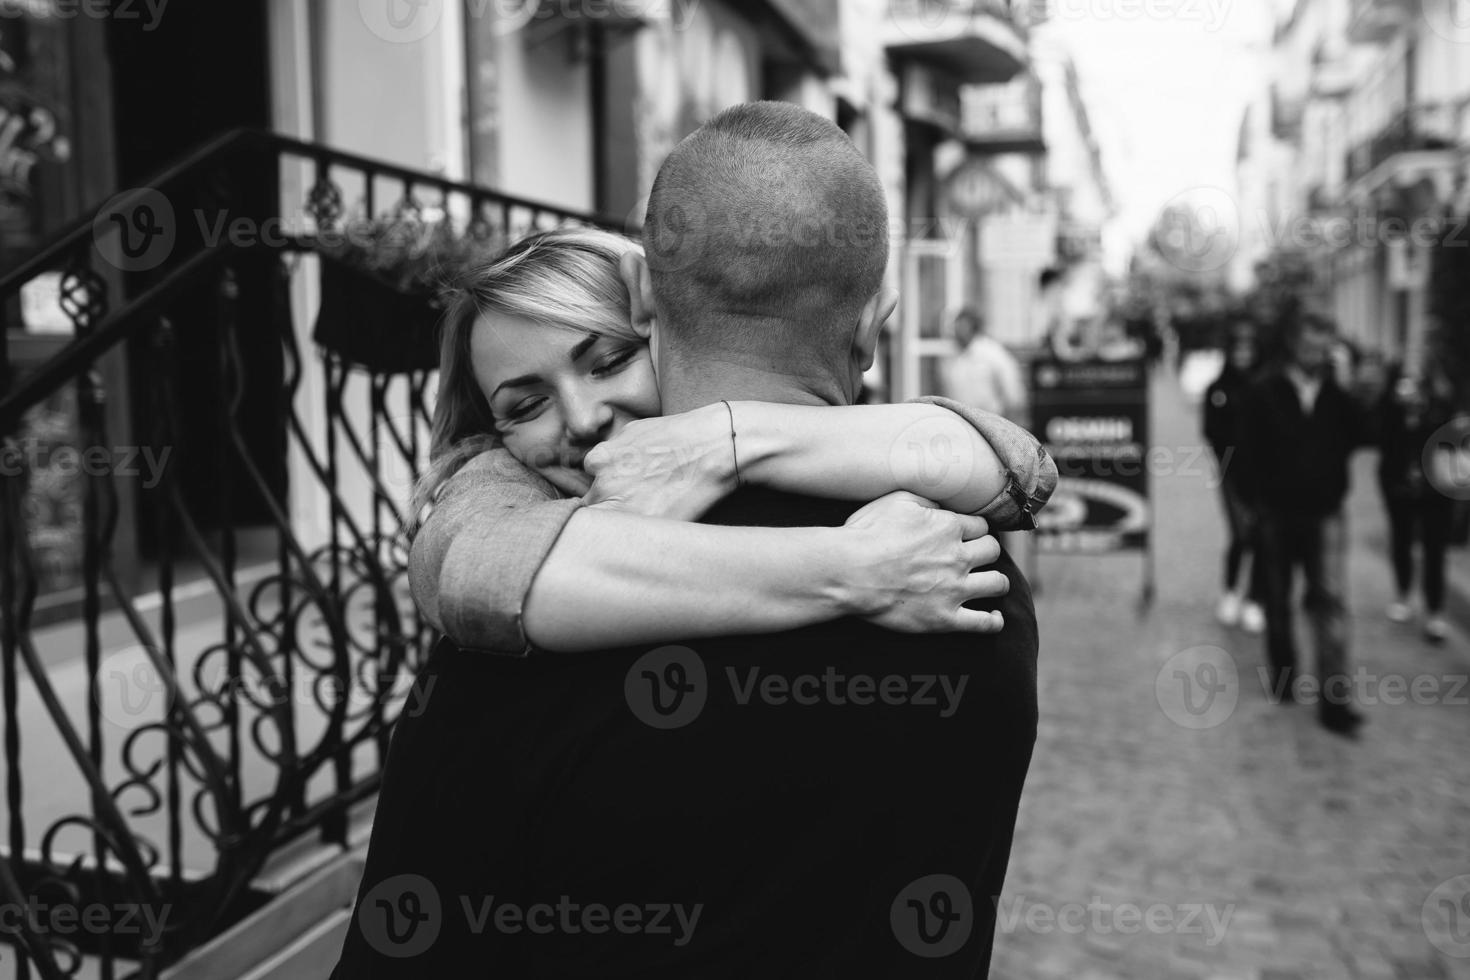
left=583, top=398, right=1056, bottom=529
left=409, top=449, right=1007, bottom=655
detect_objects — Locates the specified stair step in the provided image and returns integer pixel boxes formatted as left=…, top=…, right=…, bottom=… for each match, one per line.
left=160, top=850, right=364, bottom=980
left=237, top=907, right=353, bottom=980
left=251, top=793, right=376, bottom=894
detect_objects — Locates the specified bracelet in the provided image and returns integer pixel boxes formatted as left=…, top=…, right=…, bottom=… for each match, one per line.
left=720, top=399, right=743, bottom=486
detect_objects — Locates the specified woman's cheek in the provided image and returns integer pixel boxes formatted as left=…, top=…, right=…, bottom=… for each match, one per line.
left=626, top=359, right=662, bottom=417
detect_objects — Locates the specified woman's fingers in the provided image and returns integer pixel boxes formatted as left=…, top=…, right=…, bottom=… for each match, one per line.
left=965, top=534, right=1002, bottom=568
left=954, top=513, right=991, bottom=541
left=954, top=608, right=1005, bottom=634
left=965, top=569, right=1011, bottom=601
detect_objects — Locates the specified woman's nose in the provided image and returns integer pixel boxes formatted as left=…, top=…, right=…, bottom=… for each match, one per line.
left=563, top=394, right=614, bottom=443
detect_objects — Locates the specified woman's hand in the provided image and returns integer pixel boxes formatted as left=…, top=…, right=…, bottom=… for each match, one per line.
left=839, top=491, right=1008, bottom=634
left=583, top=404, right=738, bottom=520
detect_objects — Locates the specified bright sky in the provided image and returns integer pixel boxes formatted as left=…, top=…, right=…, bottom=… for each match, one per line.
left=1041, top=0, right=1284, bottom=250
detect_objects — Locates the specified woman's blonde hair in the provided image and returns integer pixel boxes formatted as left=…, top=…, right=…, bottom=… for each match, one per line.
left=403, top=226, right=643, bottom=541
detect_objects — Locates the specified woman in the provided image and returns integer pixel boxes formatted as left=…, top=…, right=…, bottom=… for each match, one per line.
left=406, top=227, right=1055, bottom=654
left=1203, top=316, right=1264, bottom=633
left=1379, top=357, right=1458, bottom=642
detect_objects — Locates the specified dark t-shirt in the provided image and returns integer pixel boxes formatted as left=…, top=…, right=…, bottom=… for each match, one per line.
left=333, top=488, right=1039, bottom=979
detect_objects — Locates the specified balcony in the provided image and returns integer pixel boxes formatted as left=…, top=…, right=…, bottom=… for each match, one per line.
left=1345, top=102, right=1463, bottom=185
left=884, top=0, right=1030, bottom=86
left=961, top=74, right=1046, bottom=155
left=1347, top=0, right=1414, bottom=44
left=1309, top=44, right=1355, bottom=100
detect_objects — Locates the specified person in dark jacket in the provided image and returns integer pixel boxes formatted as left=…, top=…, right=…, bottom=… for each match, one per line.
left=1378, top=358, right=1459, bottom=642
left=1203, top=316, right=1265, bottom=633
left=1236, top=308, right=1373, bottom=736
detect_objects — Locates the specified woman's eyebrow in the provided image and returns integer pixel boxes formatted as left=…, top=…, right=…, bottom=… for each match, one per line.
left=489, top=335, right=602, bottom=400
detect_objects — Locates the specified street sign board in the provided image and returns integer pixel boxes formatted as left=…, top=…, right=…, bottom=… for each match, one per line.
left=1031, top=357, right=1151, bottom=557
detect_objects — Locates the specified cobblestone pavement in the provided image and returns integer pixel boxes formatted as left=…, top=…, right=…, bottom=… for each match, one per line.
left=991, top=370, right=1470, bottom=980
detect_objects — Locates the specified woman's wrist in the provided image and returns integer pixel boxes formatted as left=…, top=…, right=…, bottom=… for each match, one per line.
left=722, top=401, right=792, bottom=489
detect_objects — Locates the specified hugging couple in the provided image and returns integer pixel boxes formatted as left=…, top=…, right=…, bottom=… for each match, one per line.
left=331, top=101, right=1055, bottom=978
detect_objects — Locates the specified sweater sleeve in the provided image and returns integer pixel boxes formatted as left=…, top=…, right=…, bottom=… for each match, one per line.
left=408, top=448, right=583, bottom=655
left=909, top=395, right=1058, bottom=531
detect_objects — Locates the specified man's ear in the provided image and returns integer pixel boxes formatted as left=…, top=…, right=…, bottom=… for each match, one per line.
left=620, top=250, right=658, bottom=341
left=853, top=287, right=900, bottom=372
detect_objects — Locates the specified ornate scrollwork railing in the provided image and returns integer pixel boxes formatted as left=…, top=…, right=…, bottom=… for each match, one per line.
left=0, top=129, right=627, bottom=978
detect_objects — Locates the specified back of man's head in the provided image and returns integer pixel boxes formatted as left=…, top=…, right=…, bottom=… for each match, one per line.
left=644, top=101, right=889, bottom=376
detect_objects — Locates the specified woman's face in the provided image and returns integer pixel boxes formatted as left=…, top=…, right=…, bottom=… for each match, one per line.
left=470, top=312, right=661, bottom=496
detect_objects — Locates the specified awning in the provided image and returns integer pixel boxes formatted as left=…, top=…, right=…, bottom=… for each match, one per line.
left=883, top=3, right=1028, bottom=86
left=762, top=0, right=843, bottom=75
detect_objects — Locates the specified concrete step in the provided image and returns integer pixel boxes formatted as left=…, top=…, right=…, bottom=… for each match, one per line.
left=236, top=908, right=353, bottom=980
left=160, top=848, right=365, bottom=980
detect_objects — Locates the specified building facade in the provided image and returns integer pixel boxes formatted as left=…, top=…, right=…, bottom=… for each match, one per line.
left=1245, top=0, right=1470, bottom=365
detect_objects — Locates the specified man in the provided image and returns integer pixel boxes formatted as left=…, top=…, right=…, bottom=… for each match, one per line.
left=1236, top=307, right=1371, bottom=736
left=334, top=102, right=1041, bottom=976
left=941, top=307, right=1027, bottom=423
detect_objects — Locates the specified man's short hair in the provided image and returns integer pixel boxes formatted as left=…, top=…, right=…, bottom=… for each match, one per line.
left=643, top=101, right=890, bottom=371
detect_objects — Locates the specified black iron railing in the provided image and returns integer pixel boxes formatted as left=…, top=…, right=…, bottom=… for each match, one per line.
left=1345, top=102, right=1463, bottom=183
left=0, top=129, right=626, bottom=978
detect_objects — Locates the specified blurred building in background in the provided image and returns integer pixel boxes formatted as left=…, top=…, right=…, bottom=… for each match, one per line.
left=1238, top=0, right=1470, bottom=368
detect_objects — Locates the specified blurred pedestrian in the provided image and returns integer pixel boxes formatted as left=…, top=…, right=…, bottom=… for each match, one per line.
left=942, top=306, right=1027, bottom=421
left=1378, top=358, right=1458, bottom=643
left=1236, top=308, right=1373, bottom=736
left=1203, top=315, right=1264, bottom=633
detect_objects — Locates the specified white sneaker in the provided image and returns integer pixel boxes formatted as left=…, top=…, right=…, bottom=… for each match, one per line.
left=1424, top=616, right=1449, bottom=643
left=1240, top=602, right=1265, bottom=634
left=1216, top=593, right=1242, bottom=627
left=1387, top=601, right=1413, bottom=624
